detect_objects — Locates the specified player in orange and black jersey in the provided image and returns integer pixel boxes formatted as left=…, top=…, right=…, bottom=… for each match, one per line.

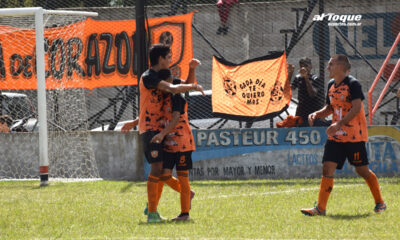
left=122, top=44, right=204, bottom=223
left=301, top=54, right=386, bottom=216
left=154, top=68, right=196, bottom=221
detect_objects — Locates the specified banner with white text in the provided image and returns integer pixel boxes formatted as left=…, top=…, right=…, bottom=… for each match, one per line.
left=0, top=12, right=193, bottom=90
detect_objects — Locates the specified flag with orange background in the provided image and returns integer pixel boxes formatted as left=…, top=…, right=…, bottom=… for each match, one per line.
left=212, top=51, right=291, bottom=120
left=0, top=12, right=193, bottom=90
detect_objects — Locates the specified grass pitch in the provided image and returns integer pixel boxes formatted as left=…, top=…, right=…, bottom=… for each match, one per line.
left=0, top=177, right=399, bottom=239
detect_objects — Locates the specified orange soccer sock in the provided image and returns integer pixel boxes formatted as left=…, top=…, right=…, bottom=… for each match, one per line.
left=147, top=175, right=159, bottom=213
left=177, top=171, right=191, bottom=214
left=365, top=170, right=384, bottom=204
left=156, top=174, right=182, bottom=206
left=156, top=180, right=164, bottom=206
left=160, top=173, right=181, bottom=193
left=317, top=176, right=334, bottom=211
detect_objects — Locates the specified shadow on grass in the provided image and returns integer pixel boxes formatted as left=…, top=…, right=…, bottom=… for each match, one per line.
left=0, top=184, right=55, bottom=190
left=120, top=182, right=135, bottom=193
left=138, top=219, right=195, bottom=225
left=328, top=213, right=371, bottom=220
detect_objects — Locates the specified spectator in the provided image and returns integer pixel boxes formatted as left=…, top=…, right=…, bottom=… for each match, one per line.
left=0, top=115, right=12, bottom=133
left=216, top=0, right=238, bottom=35
left=289, top=57, right=326, bottom=127
left=397, top=88, right=400, bottom=98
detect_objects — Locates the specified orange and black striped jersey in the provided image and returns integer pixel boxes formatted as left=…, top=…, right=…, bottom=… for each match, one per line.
left=326, top=75, right=368, bottom=142
left=138, top=69, right=167, bottom=134
left=162, top=80, right=196, bottom=153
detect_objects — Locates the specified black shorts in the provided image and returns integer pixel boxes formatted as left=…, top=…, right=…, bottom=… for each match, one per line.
left=322, top=140, right=369, bottom=169
left=163, top=151, right=193, bottom=171
left=140, top=131, right=164, bottom=164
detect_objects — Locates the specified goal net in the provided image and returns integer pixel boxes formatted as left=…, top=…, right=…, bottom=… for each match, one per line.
left=0, top=8, right=100, bottom=184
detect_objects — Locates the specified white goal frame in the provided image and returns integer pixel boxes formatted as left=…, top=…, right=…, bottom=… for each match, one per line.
left=0, top=7, right=98, bottom=186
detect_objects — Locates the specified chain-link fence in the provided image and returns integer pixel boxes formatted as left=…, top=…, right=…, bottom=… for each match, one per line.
left=0, top=11, right=101, bottom=179
left=1, top=0, right=399, bottom=132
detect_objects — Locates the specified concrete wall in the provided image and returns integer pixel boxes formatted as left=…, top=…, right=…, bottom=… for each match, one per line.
left=90, top=131, right=144, bottom=181
left=0, top=131, right=144, bottom=181
left=1, top=126, right=399, bottom=181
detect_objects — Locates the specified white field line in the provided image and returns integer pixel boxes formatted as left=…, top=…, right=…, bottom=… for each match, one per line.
left=196, top=183, right=364, bottom=200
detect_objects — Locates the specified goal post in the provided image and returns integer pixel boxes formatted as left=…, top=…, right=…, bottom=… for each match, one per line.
left=0, top=7, right=99, bottom=186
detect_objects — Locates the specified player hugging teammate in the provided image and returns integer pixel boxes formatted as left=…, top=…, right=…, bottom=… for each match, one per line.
left=122, top=44, right=203, bottom=222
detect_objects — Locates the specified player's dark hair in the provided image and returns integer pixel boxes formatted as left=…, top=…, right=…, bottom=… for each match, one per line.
left=333, top=54, right=351, bottom=70
left=158, top=69, right=171, bottom=80
left=149, top=44, right=170, bottom=66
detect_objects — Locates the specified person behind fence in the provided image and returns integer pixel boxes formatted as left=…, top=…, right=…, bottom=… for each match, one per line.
left=397, top=88, right=400, bottom=98
left=0, top=115, right=12, bottom=133
left=300, top=54, right=386, bottom=216
left=288, top=57, right=326, bottom=127
left=216, top=0, right=238, bottom=35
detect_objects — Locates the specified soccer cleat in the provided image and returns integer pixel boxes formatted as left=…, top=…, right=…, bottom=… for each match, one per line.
left=147, top=212, right=166, bottom=223
left=374, top=202, right=387, bottom=213
left=146, top=191, right=194, bottom=214
left=144, top=202, right=148, bottom=215
left=301, top=206, right=326, bottom=216
left=190, top=190, right=195, bottom=209
left=172, top=213, right=190, bottom=221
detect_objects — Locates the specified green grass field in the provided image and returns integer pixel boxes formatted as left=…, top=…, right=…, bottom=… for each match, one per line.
left=0, top=177, right=399, bottom=239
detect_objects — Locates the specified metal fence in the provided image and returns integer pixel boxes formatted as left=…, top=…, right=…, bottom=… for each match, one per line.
left=1, top=0, right=399, bottom=131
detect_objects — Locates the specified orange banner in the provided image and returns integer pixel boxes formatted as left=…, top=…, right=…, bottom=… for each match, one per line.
left=212, top=52, right=291, bottom=120
left=0, top=12, right=193, bottom=90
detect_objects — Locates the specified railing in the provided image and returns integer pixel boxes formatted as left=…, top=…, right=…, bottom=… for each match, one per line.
left=368, top=32, right=400, bottom=125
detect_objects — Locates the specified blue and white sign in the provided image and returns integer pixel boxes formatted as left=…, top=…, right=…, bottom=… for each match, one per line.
left=188, top=126, right=400, bottom=180
left=143, top=126, right=400, bottom=180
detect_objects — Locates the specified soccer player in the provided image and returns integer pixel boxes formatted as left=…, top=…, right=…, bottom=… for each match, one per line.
left=140, top=59, right=200, bottom=220
left=301, top=54, right=386, bottom=216
left=134, top=44, right=204, bottom=223
left=155, top=68, right=196, bottom=221
left=123, top=96, right=194, bottom=221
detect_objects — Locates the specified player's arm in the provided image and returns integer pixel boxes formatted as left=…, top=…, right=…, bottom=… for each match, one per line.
left=315, top=104, right=334, bottom=118
left=157, top=80, right=205, bottom=96
left=326, top=98, right=361, bottom=136
left=180, top=58, right=201, bottom=84
left=150, top=111, right=180, bottom=144
left=150, top=93, right=185, bottom=143
left=308, top=104, right=333, bottom=126
left=309, top=80, right=335, bottom=126
left=121, top=118, right=139, bottom=133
